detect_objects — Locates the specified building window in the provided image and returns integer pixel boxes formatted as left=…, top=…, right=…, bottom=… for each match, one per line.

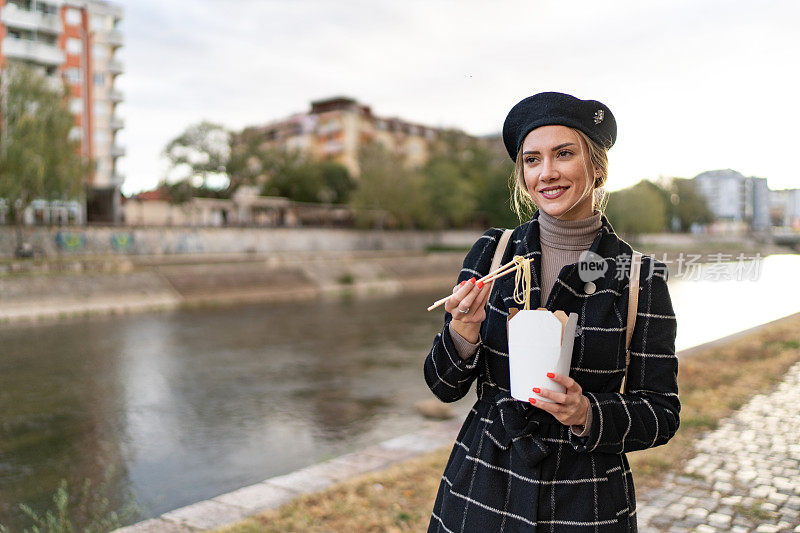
left=93, top=73, right=106, bottom=87
left=66, top=38, right=82, bottom=55
left=36, top=2, right=58, bottom=15
left=64, top=67, right=82, bottom=84
left=8, top=28, right=33, bottom=40
left=94, top=129, right=109, bottom=145
left=92, top=44, right=109, bottom=60
left=66, top=7, right=82, bottom=25
left=91, top=14, right=108, bottom=31
left=70, top=98, right=83, bottom=115
left=68, top=126, right=82, bottom=141
left=94, top=102, right=109, bottom=116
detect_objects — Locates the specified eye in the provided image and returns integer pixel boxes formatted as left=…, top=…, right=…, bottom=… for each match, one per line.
left=557, top=150, right=573, bottom=158
left=525, top=156, right=539, bottom=164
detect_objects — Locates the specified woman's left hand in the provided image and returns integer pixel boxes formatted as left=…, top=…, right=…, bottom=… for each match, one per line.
left=529, top=372, right=589, bottom=427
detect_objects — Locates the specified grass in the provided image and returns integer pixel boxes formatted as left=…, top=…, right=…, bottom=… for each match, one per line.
left=216, top=313, right=800, bottom=532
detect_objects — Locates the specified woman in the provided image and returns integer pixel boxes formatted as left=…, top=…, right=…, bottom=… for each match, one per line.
left=424, top=92, right=679, bottom=532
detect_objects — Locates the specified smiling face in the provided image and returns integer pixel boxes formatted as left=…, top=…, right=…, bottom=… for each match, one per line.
left=521, top=125, right=596, bottom=220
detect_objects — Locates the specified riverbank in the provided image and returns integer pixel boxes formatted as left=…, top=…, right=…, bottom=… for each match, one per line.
left=218, top=312, right=800, bottom=533
left=0, top=250, right=464, bottom=324
left=112, top=311, right=800, bottom=532
left=1, top=234, right=795, bottom=325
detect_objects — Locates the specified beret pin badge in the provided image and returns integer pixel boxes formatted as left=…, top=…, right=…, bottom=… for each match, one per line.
left=593, top=109, right=604, bottom=124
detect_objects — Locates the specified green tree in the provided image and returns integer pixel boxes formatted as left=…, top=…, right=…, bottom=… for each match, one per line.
left=257, top=148, right=354, bottom=204
left=422, top=131, right=517, bottom=229
left=350, top=141, right=433, bottom=229
left=605, top=179, right=668, bottom=235
left=668, top=177, right=715, bottom=231
left=227, top=127, right=269, bottom=194
left=0, top=63, right=88, bottom=255
left=163, top=121, right=230, bottom=192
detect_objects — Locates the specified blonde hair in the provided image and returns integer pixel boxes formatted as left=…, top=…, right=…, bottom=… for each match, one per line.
left=509, top=127, right=609, bottom=222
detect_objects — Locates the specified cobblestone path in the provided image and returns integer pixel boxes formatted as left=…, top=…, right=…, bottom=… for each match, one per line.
left=636, top=360, right=800, bottom=532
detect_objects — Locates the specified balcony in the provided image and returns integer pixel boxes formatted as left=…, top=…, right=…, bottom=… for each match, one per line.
left=108, top=59, right=124, bottom=75
left=110, top=145, right=125, bottom=157
left=1, top=36, right=64, bottom=66
left=108, top=88, right=124, bottom=102
left=109, top=116, right=124, bottom=130
left=1, top=3, right=63, bottom=34
left=106, top=29, right=123, bottom=47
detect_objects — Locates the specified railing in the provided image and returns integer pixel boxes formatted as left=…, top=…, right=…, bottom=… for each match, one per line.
left=0, top=3, right=63, bottom=34
left=1, top=36, right=64, bottom=66
left=107, top=59, right=124, bottom=74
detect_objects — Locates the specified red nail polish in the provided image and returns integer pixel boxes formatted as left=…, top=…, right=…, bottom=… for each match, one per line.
left=547, top=372, right=555, bottom=378
left=469, top=277, right=476, bottom=284
left=460, top=281, right=466, bottom=286
left=532, top=387, right=540, bottom=393
left=477, top=281, right=484, bottom=289
left=528, top=398, right=536, bottom=404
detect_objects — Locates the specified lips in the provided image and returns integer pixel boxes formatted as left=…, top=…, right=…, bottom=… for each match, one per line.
left=540, top=186, right=569, bottom=199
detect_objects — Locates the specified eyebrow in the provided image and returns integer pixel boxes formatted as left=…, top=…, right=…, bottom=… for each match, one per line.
left=522, top=142, right=576, bottom=155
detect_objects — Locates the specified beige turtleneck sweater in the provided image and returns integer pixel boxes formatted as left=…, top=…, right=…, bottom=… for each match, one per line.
left=448, top=208, right=602, bottom=436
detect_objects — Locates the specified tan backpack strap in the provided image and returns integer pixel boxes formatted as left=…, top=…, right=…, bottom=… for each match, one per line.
left=488, top=229, right=513, bottom=303
left=621, top=250, right=643, bottom=393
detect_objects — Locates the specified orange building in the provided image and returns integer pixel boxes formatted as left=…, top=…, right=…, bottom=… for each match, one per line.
left=0, top=0, right=124, bottom=224
left=243, top=96, right=469, bottom=177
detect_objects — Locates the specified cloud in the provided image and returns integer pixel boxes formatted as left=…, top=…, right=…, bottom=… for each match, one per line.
left=115, top=0, right=800, bottom=195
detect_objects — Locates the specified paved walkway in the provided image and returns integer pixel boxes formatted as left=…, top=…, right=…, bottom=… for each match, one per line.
left=637, top=360, right=800, bottom=533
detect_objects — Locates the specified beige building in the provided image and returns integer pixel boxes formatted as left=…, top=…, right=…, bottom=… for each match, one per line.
left=242, top=96, right=460, bottom=177
left=122, top=186, right=354, bottom=228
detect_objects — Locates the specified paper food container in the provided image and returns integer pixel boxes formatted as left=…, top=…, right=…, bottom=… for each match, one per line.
left=507, top=308, right=579, bottom=402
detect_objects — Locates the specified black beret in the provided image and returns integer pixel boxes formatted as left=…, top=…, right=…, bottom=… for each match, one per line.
left=502, top=91, right=617, bottom=162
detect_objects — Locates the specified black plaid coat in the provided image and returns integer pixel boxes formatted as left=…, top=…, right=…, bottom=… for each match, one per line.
left=424, top=210, right=680, bottom=532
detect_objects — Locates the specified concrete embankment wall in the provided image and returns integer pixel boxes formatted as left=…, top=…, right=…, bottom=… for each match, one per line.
left=0, top=226, right=481, bottom=257
left=0, top=226, right=484, bottom=324
left=0, top=250, right=469, bottom=324
left=1, top=225, right=791, bottom=324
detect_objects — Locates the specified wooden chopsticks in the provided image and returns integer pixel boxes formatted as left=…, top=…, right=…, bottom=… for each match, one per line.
left=426, top=257, right=524, bottom=312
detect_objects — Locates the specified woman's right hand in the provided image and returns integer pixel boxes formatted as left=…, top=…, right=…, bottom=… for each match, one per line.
left=445, top=277, right=494, bottom=341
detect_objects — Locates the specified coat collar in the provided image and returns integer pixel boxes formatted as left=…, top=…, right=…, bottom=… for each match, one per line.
left=518, top=209, right=631, bottom=309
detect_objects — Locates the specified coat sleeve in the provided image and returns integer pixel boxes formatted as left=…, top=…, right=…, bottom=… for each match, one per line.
left=423, top=227, right=504, bottom=403
left=569, top=257, right=680, bottom=454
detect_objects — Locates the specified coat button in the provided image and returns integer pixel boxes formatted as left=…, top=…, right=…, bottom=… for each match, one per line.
left=584, top=281, right=596, bottom=294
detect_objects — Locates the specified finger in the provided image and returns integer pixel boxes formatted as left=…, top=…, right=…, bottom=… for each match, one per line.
left=445, top=280, right=474, bottom=313
left=534, top=387, right=567, bottom=404
left=473, top=279, right=493, bottom=308
left=548, top=372, right=580, bottom=393
left=529, top=397, right=561, bottom=415
left=458, top=281, right=482, bottom=310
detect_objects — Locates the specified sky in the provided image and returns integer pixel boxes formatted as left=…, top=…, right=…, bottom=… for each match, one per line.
left=114, top=0, right=800, bottom=196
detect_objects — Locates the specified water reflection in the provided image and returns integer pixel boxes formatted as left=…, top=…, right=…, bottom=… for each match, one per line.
left=0, top=253, right=798, bottom=529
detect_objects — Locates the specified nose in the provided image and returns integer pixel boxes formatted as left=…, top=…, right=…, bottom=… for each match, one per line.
left=539, top=157, right=559, bottom=181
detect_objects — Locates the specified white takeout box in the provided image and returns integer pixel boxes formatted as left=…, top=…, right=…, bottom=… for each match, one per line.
left=507, top=308, right=579, bottom=402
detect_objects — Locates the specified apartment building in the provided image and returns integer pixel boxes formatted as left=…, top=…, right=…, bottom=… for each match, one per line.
left=692, top=169, right=770, bottom=231
left=243, top=96, right=460, bottom=177
left=0, top=0, right=124, bottom=224
left=769, top=188, right=800, bottom=229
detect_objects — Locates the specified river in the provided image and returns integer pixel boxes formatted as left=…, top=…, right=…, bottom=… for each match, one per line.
left=0, top=253, right=797, bottom=529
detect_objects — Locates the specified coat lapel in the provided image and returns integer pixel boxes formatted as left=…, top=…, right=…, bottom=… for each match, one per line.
left=521, top=209, right=628, bottom=310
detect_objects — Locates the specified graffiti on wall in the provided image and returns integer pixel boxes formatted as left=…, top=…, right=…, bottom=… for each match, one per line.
left=55, top=232, right=86, bottom=252
left=111, top=233, right=134, bottom=252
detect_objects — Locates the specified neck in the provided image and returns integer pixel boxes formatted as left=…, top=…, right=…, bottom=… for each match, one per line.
left=538, top=208, right=602, bottom=251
